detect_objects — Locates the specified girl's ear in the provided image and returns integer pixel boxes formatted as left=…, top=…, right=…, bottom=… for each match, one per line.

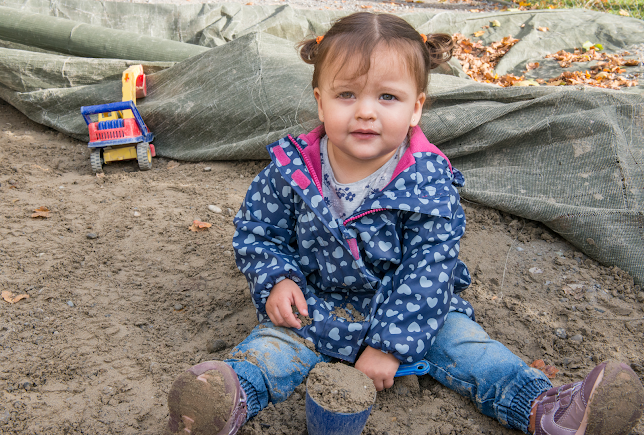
left=313, top=87, right=325, bottom=123
left=410, top=92, right=426, bottom=127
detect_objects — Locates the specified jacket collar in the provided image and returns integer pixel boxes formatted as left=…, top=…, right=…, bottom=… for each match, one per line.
left=298, top=125, right=453, bottom=188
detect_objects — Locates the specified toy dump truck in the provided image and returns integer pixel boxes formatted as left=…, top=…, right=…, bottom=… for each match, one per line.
left=80, top=65, right=155, bottom=173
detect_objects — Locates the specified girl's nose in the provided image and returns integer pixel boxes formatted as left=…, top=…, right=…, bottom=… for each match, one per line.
left=354, top=98, right=377, bottom=121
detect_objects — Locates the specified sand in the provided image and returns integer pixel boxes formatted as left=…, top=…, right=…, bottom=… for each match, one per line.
left=1, top=28, right=644, bottom=434
left=307, top=362, right=376, bottom=414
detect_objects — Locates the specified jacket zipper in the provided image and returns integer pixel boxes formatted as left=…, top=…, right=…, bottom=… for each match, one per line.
left=287, top=134, right=323, bottom=195
left=343, top=208, right=386, bottom=226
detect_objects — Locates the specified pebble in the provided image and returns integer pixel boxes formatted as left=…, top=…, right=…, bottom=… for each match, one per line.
left=149, top=362, right=159, bottom=373
left=516, top=247, right=524, bottom=252
left=570, top=334, right=583, bottom=342
left=67, top=301, right=74, bottom=307
left=86, top=233, right=98, bottom=239
left=226, top=208, right=234, bottom=216
left=133, top=211, right=141, bottom=217
left=174, top=304, right=183, bottom=311
left=559, top=298, right=568, bottom=302
left=8, top=179, right=16, bottom=185
left=208, top=205, right=222, bottom=213
left=555, top=328, right=567, bottom=339
left=206, top=339, right=228, bottom=353
left=203, top=167, right=212, bottom=172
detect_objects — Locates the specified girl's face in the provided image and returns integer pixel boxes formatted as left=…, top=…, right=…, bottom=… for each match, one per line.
left=314, top=44, right=425, bottom=171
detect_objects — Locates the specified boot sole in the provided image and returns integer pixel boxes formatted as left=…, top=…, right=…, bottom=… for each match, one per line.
left=585, top=362, right=644, bottom=435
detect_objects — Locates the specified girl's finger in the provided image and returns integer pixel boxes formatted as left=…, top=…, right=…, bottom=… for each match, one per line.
left=292, top=288, right=309, bottom=317
left=373, top=378, right=384, bottom=392
left=278, top=303, right=302, bottom=329
left=270, top=308, right=286, bottom=327
left=383, top=376, right=395, bottom=390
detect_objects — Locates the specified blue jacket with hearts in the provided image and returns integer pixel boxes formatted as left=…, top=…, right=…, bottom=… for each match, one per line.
left=233, top=125, right=474, bottom=364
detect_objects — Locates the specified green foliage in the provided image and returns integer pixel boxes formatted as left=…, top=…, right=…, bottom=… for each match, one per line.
left=511, top=0, right=643, bottom=20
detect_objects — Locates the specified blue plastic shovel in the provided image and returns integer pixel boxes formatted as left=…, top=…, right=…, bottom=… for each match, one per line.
left=305, top=360, right=430, bottom=435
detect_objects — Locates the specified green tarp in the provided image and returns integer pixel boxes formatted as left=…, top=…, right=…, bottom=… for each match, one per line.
left=0, top=0, right=643, bottom=285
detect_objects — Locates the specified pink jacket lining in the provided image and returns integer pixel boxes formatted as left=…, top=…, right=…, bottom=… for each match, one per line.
left=296, top=125, right=452, bottom=196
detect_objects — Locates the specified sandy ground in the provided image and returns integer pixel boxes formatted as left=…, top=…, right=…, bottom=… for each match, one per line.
left=1, top=91, right=644, bottom=435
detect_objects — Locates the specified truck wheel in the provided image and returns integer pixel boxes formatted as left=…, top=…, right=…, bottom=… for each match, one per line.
left=137, top=142, right=152, bottom=171
left=90, top=149, right=103, bottom=173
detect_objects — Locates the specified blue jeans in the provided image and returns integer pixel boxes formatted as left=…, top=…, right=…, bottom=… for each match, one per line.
left=225, top=312, right=552, bottom=433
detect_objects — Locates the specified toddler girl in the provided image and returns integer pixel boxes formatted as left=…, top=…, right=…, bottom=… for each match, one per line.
left=167, top=12, right=644, bottom=435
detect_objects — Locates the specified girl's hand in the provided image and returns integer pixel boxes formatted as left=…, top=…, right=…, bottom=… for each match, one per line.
left=266, top=279, right=309, bottom=329
left=355, top=346, right=400, bottom=391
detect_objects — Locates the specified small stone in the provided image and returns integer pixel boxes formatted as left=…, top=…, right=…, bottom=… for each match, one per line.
left=208, top=205, right=222, bottom=213
left=559, top=298, right=568, bottom=303
left=570, top=334, right=583, bottom=342
left=8, top=179, right=16, bottom=185
left=224, top=251, right=232, bottom=256
left=594, top=307, right=605, bottom=313
left=59, top=186, right=64, bottom=189
left=133, top=211, right=141, bottom=217
left=226, top=208, right=234, bottom=216
left=206, top=339, right=227, bottom=353
left=516, top=247, right=524, bottom=252
left=67, top=301, right=74, bottom=307
left=203, top=167, right=212, bottom=172
left=555, top=328, right=567, bottom=339
left=637, top=292, right=644, bottom=303
left=149, top=362, right=159, bottom=373
left=174, top=304, right=183, bottom=311
left=86, top=233, right=98, bottom=239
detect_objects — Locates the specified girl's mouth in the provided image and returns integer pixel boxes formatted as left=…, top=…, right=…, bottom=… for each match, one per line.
left=350, top=129, right=379, bottom=140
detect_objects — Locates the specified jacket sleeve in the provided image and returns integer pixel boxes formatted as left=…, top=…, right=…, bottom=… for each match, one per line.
left=232, top=162, right=306, bottom=322
left=362, top=193, right=467, bottom=364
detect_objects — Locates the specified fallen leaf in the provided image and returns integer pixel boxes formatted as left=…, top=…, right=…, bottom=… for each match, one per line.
left=530, top=359, right=546, bottom=370
left=619, top=9, right=629, bottom=16
left=473, top=30, right=486, bottom=37
left=512, top=79, right=540, bottom=87
left=526, top=62, right=540, bottom=71
left=537, top=27, right=549, bottom=32
left=2, top=290, right=29, bottom=304
left=491, top=20, right=501, bottom=27
left=189, top=220, right=212, bottom=232
left=167, top=161, right=181, bottom=170
left=542, top=365, right=560, bottom=378
left=530, top=359, right=559, bottom=379
left=360, top=4, right=372, bottom=8
left=31, top=206, right=51, bottom=219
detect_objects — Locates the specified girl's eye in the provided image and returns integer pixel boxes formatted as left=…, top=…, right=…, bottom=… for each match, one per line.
left=380, top=94, right=397, bottom=101
left=338, top=92, right=354, bottom=99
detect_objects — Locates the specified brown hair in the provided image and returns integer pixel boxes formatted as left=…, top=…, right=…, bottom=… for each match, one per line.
left=298, top=12, right=454, bottom=94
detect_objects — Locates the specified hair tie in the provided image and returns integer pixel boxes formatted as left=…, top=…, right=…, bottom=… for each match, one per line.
left=316, top=35, right=324, bottom=44
left=420, top=34, right=428, bottom=44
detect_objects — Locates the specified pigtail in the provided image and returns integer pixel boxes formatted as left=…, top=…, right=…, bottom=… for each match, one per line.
left=424, top=33, right=454, bottom=69
left=297, top=38, right=321, bottom=65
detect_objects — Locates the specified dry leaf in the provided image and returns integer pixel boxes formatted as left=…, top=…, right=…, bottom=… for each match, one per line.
left=31, top=206, right=51, bottom=219
left=530, top=359, right=559, bottom=379
left=2, top=290, right=29, bottom=304
left=360, top=4, right=373, bottom=8
left=189, top=220, right=212, bottom=232
left=167, top=161, right=181, bottom=170
left=473, top=30, right=486, bottom=37
left=619, top=9, right=629, bottom=16
left=526, top=62, right=540, bottom=71
left=537, top=27, right=549, bottom=32
left=491, top=20, right=501, bottom=27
